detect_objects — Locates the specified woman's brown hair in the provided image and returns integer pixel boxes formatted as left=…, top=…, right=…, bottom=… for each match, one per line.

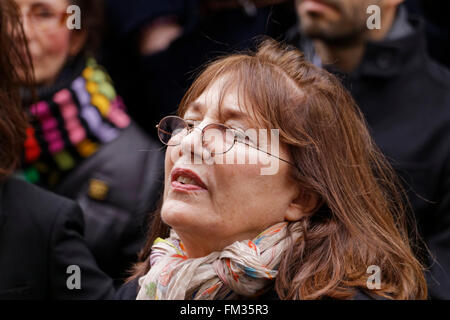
left=130, top=38, right=428, bottom=299
left=0, top=0, right=33, bottom=181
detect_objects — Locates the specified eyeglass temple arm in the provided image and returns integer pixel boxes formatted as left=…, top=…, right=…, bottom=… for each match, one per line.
left=238, top=141, right=299, bottom=170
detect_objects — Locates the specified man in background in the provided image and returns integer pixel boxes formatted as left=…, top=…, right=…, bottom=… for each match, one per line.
left=288, top=0, right=450, bottom=299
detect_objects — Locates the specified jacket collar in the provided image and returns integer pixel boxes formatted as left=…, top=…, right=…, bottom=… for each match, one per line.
left=353, top=15, right=426, bottom=79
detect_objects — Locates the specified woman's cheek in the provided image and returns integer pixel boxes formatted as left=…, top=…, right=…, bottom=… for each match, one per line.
left=32, top=30, right=71, bottom=83
left=163, top=147, right=175, bottom=197
left=44, top=30, right=72, bottom=56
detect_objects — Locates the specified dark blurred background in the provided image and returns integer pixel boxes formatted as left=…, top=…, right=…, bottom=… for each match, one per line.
left=101, top=0, right=449, bottom=138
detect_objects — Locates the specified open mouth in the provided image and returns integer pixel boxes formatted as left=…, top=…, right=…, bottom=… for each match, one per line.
left=170, top=168, right=208, bottom=191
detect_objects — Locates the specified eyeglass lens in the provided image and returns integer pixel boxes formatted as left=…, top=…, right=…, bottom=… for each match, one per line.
left=158, top=117, right=236, bottom=155
left=24, top=5, right=66, bottom=31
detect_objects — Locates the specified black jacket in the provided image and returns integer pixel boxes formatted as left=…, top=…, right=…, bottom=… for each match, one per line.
left=288, top=13, right=450, bottom=299
left=0, top=177, right=114, bottom=299
left=20, top=56, right=165, bottom=284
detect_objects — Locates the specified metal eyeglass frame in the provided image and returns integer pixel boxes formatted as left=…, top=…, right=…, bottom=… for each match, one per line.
left=156, top=115, right=298, bottom=169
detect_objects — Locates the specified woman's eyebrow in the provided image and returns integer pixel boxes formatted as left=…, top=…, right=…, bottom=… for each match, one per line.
left=187, top=102, right=203, bottom=113
left=31, top=1, right=58, bottom=8
left=186, top=101, right=251, bottom=125
left=220, top=108, right=251, bottom=125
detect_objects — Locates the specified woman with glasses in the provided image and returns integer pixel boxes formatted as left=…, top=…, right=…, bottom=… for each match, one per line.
left=0, top=0, right=114, bottom=299
left=14, top=0, right=164, bottom=285
left=119, top=39, right=428, bottom=300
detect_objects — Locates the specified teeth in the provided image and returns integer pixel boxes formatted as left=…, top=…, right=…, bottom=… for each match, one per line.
left=176, top=176, right=199, bottom=186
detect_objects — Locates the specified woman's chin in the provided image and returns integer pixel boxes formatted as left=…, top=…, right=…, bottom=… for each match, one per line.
left=161, top=200, right=208, bottom=229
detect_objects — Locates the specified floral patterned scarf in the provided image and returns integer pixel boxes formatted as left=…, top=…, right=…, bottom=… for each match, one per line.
left=136, top=221, right=302, bottom=300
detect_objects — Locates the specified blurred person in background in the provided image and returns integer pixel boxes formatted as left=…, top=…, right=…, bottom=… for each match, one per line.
left=102, top=0, right=297, bottom=138
left=288, top=0, right=450, bottom=298
left=0, top=0, right=114, bottom=299
left=14, top=0, right=164, bottom=286
left=118, top=39, right=427, bottom=300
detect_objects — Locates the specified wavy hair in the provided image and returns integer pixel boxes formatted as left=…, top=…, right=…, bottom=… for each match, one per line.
left=0, top=0, right=33, bottom=181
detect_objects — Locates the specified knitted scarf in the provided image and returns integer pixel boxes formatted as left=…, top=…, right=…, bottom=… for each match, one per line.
left=136, top=221, right=302, bottom=300
left=20, top=57, right=130, bottom=188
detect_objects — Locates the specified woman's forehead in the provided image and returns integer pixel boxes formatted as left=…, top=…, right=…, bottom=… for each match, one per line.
left=185, top=78, right=252, bottom=123
left=185, top=96, right=253, bottom=125
left=16, top=0, right=68, bottom=9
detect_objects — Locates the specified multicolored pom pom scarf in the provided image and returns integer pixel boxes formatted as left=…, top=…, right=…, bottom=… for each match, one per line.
left=21, top=57, right=130, bottom=188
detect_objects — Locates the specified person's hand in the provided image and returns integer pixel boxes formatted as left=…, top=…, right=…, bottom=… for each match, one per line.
left=139, top=16, right=183, bottom=56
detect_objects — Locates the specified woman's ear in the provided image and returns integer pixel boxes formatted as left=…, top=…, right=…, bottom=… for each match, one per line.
left=69, top=30, right=87, bottom=56
left=285, top=190, right=320, bottom=222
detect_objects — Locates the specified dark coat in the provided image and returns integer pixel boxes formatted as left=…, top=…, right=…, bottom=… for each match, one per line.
left=0, top=177, right=115, bottom=299
left=288, top=14, right=450, bottom=299
left=54, top=123, right=164, bottom=283
left=20, top=56, right=165, bottom=284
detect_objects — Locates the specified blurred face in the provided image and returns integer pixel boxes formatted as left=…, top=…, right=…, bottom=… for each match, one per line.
left=296, top=0, right=380, bottom=43
left=15, top=0, right=74, bottom=85
left=161, top=77, right=304, bottom=258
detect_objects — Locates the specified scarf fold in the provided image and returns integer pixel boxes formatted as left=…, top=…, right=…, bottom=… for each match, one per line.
left=136, top=221, right=302, bottom=300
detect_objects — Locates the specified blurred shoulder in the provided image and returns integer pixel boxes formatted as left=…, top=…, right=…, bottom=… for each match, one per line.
left=115, top=278, right=139, bottom=300
left=1, top=177, right=81, bottom=225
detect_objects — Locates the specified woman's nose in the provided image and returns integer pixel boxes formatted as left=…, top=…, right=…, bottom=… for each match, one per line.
left=178, top=123, right=211, bottom=164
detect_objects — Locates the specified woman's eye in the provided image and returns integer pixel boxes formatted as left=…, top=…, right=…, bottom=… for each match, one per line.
left=234, top=129, right=256, bottom=146
left=245, top=136, right=256, bottom=146
left=184, top=120, right=198, bottom=130
left=32, top=8, right=55, bottom=19
left=33, top=12, right=54, bottom=19
left=234, top=129, right=245, bottom=138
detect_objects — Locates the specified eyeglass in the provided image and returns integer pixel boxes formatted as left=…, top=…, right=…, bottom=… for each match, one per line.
left=21, top=6, right=69, bottom=32
left=156, top=115, right=298, bottom=169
